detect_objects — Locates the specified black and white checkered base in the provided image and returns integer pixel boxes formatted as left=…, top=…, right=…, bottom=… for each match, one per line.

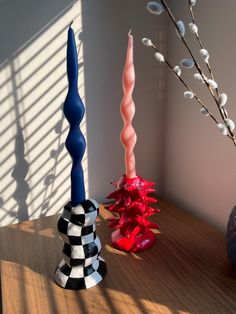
left=55, top=199, right=107, bottom=289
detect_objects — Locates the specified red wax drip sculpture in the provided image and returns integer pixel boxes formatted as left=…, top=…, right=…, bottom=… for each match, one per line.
left=105, top=31, right=159, bottom=252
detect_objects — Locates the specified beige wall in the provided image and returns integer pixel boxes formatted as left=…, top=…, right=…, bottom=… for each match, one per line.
left=4, top=0, right=232, bottom=231
left=163, top=0, right=236, bottom=231
left=0, top=0, right=167, bottom=226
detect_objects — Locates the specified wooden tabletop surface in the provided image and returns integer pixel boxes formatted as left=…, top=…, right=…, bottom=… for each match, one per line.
left=1, top=199, right=236, bottom=314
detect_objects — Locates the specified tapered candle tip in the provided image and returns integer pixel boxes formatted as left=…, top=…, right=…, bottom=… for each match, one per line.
left=69, top=20, right=73, bottom=28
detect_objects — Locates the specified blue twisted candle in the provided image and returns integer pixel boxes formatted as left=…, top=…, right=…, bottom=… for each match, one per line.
left=63, top=25, right=86, bottom=206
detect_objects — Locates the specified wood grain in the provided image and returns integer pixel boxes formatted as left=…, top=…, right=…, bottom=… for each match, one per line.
left=1, top=199, right=236, bottom=314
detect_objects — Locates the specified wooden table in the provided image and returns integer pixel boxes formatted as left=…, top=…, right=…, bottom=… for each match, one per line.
left=1, top=199, right=236, bottom=314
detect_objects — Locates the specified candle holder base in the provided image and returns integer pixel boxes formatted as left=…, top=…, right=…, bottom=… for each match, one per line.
left=55, top=199, right=107, bottom=290
left=105, top=175, right=159, bottom=252
left=111, top=228, right=156, bottom=252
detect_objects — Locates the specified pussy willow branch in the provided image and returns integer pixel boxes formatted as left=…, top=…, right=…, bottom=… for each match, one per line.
left=151, top=44, right=235, bottom=145
left=188, top=1, right=228, bottom=121
left=159, top=0, right=235, bottom=143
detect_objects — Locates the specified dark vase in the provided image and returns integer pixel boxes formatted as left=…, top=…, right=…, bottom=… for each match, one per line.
left=226, top=206, right=236, bottom=266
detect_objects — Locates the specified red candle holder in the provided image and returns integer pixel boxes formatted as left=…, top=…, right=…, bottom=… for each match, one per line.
left=105, top=175, right=159, bottom=252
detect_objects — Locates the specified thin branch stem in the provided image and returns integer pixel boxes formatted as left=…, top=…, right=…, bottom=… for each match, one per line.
left=159, top=0, right=236, bottom=143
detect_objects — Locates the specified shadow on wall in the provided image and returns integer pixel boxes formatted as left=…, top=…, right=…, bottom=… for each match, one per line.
left=0, top=1, right=89, bottom=226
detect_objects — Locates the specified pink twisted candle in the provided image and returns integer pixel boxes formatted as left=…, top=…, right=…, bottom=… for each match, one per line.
left=120, top=31, right=137, bottom=179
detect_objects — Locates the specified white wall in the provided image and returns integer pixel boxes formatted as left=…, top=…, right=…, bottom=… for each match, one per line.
left=0, top=0, right=81, bottom=226
left=0, top=0, right=167, bottom=226
left=163, top=0, right=236, bottom=231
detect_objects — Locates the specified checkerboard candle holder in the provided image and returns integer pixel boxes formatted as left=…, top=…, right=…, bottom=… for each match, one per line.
left=55, top=199, right=106, bottom=289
